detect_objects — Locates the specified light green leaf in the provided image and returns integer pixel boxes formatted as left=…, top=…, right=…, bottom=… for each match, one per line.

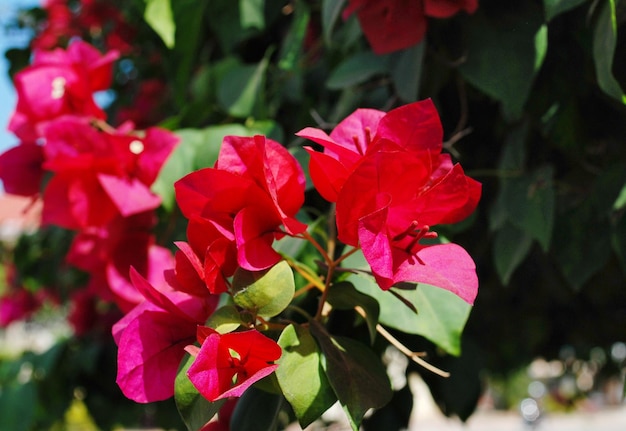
left=327, top=51, right=389, bottom=89
left=543, top=0, right=588, bottom=21
left=276, top=324, right=336, bottom=428
left=460, top=8, right=547, bottom=120
left=144, top=0, right=175, bottom=48
left=613, top=183, right=626, bottom=210
left=175, top=354, right=225, bottom=431
left=493, top=223, right=534, bottom=285
left=310, top=320, right=392, bottom=431
left=344, top=251, right=472, bottom=356
left=232, top=260, right=295, bottom=317
left=593, top=0, right=626, bottom=104
left=205, top=305, right=244, bottom=334
left=240, top=0, right=265, bottom=30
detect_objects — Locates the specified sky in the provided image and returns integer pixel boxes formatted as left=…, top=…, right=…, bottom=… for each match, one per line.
left=0, top=0, right=38, bottom=154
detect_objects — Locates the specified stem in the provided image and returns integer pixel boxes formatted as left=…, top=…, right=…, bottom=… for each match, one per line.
left=301, top=230, right=332, bottom=264
left=355, top=307, right=450, bottom=378
left=334, top=246, right=360, bottom=266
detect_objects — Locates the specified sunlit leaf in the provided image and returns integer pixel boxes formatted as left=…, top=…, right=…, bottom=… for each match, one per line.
left=593, top=0, right=626, bottom=104
left=344, top=251, right=471, bottom=356
left=144, top=0, right=175, bottom=48
left=240, top=0, right=265, bottom=30
left=175, top=354, right=225, bottom=431
left=232, top=260, right=295, bottom=317
left=276, top=324, right=336, bottom=428
left=205, top=305, right=244, bottom=334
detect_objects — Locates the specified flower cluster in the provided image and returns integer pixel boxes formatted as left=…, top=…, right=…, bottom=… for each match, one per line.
left=298, top=99, right=481, bottom=303
left=344, top=0, right=479, bottom=54
left=0, top=39, right=178, bottom=331
left=110, top=98, right=481, bottom=420
left=33, top=0, right=135, bottom=54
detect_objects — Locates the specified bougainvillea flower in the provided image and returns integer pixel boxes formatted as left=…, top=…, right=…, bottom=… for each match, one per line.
left=8, top=40, right=119, bottom=141
left=343, top=0, right=479, bottom=54
left=424, top=0, right=479, bottom=19
left=343, top=0, right=427, bottom=54
left=0, top=143, right=45, bottom=196
left=173, top=216, right=238, bottom=296
left=298, top=99, right=443, bottom=202
left=215, top=135, right=307, bottom=235
left=297, top=108, right=384, bottom=201
left=113, top=269, right=219, bottom=403
left=175, top=135, right=306, bottom=275
left=40, top=116, right=177, bottom=229
left=0, top=289, right=42, bottom=327
left=67, top=211, right=174, bottom=312
left=31, top=0, right=79, bottom=50
left=186, top=327, right=282, bottom=401
left=336, top=149, right=481, bottom=303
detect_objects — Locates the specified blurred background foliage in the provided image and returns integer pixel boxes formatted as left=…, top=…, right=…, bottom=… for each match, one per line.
left=1, top=0, right=626, bottom=429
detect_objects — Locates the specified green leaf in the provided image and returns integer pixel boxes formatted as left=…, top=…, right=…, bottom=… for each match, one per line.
left=240, top=0, right=265, bottom=30
left=459, top=7, right=547, bottom=120
left=276, top=324, right=336, bottom=428
left=144, top=0, right=176, bottom=48
left=503, top=166, right=555, bottom=252
left=322, top=0, right=347, bottom=45
left=543, top=0, right=588, bottom=21
left=217, top=57, right=269, bottom=118
left=206, top=305, right=244, bottom=334
left=613, top=183, right=626, bottom=210
left=0, top=381, right=36, bottom=431
left=232, top=260, right=295, bottom=317
left=493, top=223, right=534, bottom=285
left=593, top=0, right=626, bottom=104
left=326, top=281, right=380, bottom=344
left=175, top=354, right=225, bottom=431
left=612, top=212, right=626, bottom=275
left=553, top=206, right=612, bottom=289
left=230, top=386, right=283, bottom=431
left=169, top=0, right=209, bottom=105
left=309, top=320, right=392, bottom=430
left=344, top=251, right=471, bottom=356
left=152, top=122, right=277, bottom=210
left=327, top=51, right=390, bottom=90
left=278, top=0, right=310, bottom=71
left=489, top=124, right=554, bottom=251
left=389, top=41, right=425, bottom=102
